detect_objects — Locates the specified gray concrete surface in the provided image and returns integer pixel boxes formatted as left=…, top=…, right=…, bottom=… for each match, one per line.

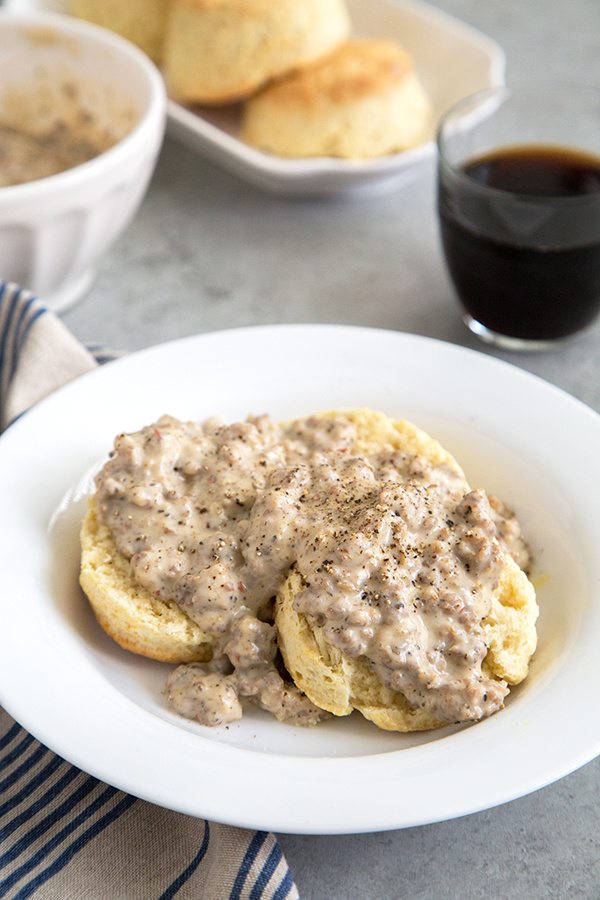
left=63, top=1, right=600, bottom=897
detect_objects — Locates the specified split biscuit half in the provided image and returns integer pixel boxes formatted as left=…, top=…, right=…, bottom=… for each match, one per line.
left=275, top=409, right=538, bottom=732
left=80, top=499, right=212, bottom=664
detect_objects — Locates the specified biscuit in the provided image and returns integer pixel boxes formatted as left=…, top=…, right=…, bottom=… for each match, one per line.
left=163, top=0, right=351, bottom=105
left=242, top=39, right=432, bottom=158
left=275, top=409, right=538, bottom=732
left=80, top=498, right=212, bottom=663
left=69, top=0, right=169, bottom=63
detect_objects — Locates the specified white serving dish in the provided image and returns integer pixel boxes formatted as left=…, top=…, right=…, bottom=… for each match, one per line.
left=0, top=11, right=166, bottom=312
left=1, top=326, right=599, bottom=834
left=166, top=0, right=506, bottom=195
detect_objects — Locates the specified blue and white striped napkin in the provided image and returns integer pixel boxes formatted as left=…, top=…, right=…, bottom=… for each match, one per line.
left=0, top=283, right=299, bottom=900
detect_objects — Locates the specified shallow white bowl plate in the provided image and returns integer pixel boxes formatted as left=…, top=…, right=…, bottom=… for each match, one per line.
left=166, top=0, right=505, bottom=195
left=0, top=326, right=598, bottom=834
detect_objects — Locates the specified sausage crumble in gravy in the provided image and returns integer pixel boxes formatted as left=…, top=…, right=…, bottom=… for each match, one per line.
left=95, top=414, right=530, bottom=727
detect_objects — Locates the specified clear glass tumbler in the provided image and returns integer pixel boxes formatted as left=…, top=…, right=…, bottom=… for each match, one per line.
left=437, top=83, right=600, bottom=350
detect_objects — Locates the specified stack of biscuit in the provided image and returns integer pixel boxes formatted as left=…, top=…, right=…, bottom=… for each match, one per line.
left=70, top=0, right=432, bottom=159
left=70, top=0, right=170, bottom=64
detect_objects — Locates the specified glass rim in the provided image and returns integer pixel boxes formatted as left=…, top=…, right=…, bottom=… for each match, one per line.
left=436, top=81, right=600, bottom=205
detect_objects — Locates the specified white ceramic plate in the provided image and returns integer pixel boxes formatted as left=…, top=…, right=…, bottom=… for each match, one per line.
left=0, top=325, right=598, bottom=834
left=7, top=0, right=505, bottom=195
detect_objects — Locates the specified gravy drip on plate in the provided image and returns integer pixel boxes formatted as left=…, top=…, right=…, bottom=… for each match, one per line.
left=95, top=414, right=528, bottom=727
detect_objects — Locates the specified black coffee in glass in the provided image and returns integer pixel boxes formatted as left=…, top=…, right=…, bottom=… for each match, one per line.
left=437, top=85, right=600, bottom=349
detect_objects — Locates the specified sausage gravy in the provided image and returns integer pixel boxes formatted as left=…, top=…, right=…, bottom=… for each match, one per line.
left=95, top=414, right=529, bottom=727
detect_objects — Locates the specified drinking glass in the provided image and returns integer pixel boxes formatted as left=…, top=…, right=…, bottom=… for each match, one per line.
left=437, top=83, right=600, bottom=350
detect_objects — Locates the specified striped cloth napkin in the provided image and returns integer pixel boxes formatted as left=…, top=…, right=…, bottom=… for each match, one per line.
left=0, top=283, right=299, bottom=900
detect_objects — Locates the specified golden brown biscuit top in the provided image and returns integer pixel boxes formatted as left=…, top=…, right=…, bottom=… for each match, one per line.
left=256, top=39, right=414, bottom=107
left=173, top=0, right=289, bottom=11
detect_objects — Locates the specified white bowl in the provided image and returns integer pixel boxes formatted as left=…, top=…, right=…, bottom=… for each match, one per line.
left=167, top=0, right=506, bottom=196
left=0, top=11, right=166, bottom=312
